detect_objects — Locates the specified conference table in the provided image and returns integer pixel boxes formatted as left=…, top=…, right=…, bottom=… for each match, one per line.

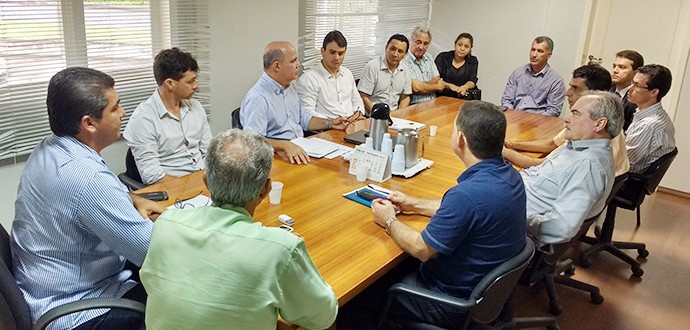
left=136, top=96, right=563, bottom=313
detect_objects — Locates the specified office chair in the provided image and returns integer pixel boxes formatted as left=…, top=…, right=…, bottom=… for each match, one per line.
left=520, top=173, right=627, bottom=316
left=580, top=147, right=678, bottom=277
left=378, top=238, right=536, bottom=329
left=231, top=107, right=242, bottom=129
left=0, top=223, right=145, bottom=330
left=117, top=148, right=145, bottom=191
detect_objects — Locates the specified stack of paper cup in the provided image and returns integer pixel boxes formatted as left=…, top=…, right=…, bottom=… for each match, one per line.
left=356, top=163, right=369, bottom=182
left=381, top=135, right=393, bottom=159
left=364, top=137, right=374, bottom=149
left=392, top=144, right=406, bottom=173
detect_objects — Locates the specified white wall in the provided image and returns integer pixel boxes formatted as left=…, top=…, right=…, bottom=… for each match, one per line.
left=429, top=0, right=587, bottom=109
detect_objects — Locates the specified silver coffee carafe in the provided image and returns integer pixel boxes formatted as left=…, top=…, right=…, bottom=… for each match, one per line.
left=368, top=103, right=392, bottom=151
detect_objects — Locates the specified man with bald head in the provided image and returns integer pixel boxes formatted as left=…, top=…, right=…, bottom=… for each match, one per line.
left=241, top=41, right=349, bottom=164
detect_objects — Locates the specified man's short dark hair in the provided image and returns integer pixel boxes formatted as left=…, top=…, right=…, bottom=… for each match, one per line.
left=153, top=47, right=199, bottom=85
left=534, top=36, right=554, bottom=52
left=323, top=30, right=347, bottom=49
left=573, top=64, right=612, bottom=91
left=386, top=34, right=409, bottom=53
left=616, top=50, right=644, bottom=70
left=637, top=64, right=672, bottom=102
left=47, top=67, right=115, bottom=137
left=455, top=101, right=506, bottom=159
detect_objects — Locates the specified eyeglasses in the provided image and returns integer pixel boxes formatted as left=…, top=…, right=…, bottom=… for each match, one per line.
left=631, top=81, right=651, bottom=90
left=174, top=191, right=209, bottom=209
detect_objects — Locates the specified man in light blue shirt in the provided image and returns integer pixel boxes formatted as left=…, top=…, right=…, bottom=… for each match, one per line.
left=501, top=36, right=565, bottom=117
left=11, top=67, right=164, bottom=329
left=521, top=91, right=621, bottom=247
left=241, top=41, right=349, bottom=165
left=402, top=26, right=444, bottom=104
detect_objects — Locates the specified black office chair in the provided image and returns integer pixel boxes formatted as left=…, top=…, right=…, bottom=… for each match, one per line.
left=378, top=238, right=536, bottom=329
left=231, top=107, right=242, bottom=129
left=117, top=148, right=145, bottom=191
left=0, top=223, right=145, bottom=330
left=520, top=173, right=627, bottom=315
left=580, top=147, right=678, bottom=277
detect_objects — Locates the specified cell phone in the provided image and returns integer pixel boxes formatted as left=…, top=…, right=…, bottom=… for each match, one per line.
left=356, top=190, right=387, bottom=201
left=135, top=191, right=169, bottom=201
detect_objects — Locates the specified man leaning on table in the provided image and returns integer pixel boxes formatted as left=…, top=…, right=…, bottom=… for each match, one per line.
left=296, top=30, right=364, bottom=118
left=501, top=36, right=565, bottom=116
left=11, top=67, right=164, bottom=329
left=140, top=129, right=338, bottom=329
left=370, top=101, right=527, bottom=327
left=522, top=91, right=620, bottom=247
left=241, top=41, right=348, bottom=165
left=124, top=47, right=212, bottom=185
left=503, top=64, right=630, bottom=176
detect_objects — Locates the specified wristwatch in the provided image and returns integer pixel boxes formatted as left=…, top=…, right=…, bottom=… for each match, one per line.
left=385, top=216, right=397, bottom=235
left=324, top=119, right=332, bottom=130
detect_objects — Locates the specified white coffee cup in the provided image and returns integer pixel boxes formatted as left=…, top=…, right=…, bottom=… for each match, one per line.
left=356, top=163, right=370, bottom=182
left=429, top=125, right=438, bottom=137
left=269, top=181, right=284, bottom=205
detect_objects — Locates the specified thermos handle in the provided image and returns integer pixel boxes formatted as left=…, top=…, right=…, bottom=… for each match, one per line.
left=420, top=136, right=425, bottom=159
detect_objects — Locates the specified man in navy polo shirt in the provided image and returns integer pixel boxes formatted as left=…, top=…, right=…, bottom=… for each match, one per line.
left=370, top=100, right=527, bottom=327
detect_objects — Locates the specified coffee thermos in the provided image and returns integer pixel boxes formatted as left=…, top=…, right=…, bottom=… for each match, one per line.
left=368, top=103, right=392, bottom=151
left=395, top=128, right=421, bottom=168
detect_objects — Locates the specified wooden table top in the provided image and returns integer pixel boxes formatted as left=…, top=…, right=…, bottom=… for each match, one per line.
left=136, top=97, right=564, bottom=306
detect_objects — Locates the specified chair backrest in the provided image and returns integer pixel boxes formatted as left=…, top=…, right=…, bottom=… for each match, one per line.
left=125, top=148, right=143, bottom=184
left=469, top=238, right=535, bottom=324
left=642, top=147, right=678, bottom=195
left=231, top=107, right=242, bottom=129
left=0, top=223, right=33, bottom=330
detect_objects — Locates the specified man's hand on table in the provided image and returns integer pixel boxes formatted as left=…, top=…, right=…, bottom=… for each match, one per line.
left=130, top=193, right=166, bottom=220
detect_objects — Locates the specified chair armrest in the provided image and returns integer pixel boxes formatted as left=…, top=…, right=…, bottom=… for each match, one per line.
left=34, top=298, right=145, bottom=330
left=118, top=173, right=146, bottom=191
left=387, top=283, right=476, bottom=312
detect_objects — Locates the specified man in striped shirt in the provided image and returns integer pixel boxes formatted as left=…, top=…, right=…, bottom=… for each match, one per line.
left=625, top=64, right=676, bottom=174
left=11, top=67, right=164, bottom=329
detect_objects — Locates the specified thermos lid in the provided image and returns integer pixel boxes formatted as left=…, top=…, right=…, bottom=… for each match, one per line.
left=370, top=103, right=391, bottom=120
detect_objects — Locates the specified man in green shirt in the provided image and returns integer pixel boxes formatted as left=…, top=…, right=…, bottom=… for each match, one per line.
left=140, top=129, right=338, bottom=329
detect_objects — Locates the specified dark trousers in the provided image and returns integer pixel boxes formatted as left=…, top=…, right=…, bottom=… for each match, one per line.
left=338, top=258, right=467, bottom=329
left=75, top=262, right=146, bottom=330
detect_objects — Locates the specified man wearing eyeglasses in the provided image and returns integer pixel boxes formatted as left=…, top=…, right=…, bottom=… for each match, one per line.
left=625, top=64, right=676, bottom=173
left=296, top=30, right=364, bottom=119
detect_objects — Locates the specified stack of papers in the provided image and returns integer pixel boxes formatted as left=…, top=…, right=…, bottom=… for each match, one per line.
left=291, top=137, right=352, bottom=159
left=390, top=118, right=426, bottom=131
left=167, top=194, right=212, bottom=209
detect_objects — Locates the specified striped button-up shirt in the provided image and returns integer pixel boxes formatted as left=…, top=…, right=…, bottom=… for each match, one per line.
left=625, top=102, right=676, bottom=173
left=402, top=50, right=440, bottom=104
left=11, top=134, right=153, bottom=329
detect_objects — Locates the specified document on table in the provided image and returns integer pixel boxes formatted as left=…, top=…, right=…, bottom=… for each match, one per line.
left=291, top=137, right=352, bottom=159
left=390, top=117, right=426, bottom=131
left=167, top=194, right=212, bottom=209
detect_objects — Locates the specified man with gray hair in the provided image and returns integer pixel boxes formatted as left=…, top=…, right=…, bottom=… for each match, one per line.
left=501, top=36, right=565, bottom=116
left=402, top=26, right=444, bottom=104
left=241, top=41, right=349, bottom=165
left=141, top=129, right=338, bottom=329
left=522, top=91, right=621, bottom=247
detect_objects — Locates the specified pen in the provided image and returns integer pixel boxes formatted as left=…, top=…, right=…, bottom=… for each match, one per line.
left=367, top=184, right=392, bottom=195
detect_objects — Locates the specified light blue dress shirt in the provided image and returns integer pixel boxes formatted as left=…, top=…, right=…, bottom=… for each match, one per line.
left=241, top=73, right=313, bottom=140
left=11, top=134, right=153, bottom=330
left=402, top=50, right=440, bottom=104
left=501, top=64, right=565, bottom=117
left=521, top=139, right=614, bottom=247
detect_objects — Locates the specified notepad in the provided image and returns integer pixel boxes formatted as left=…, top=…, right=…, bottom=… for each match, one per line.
left=291, top=137, right=345, bottom=158
left=389, top=117, right=426, bottom=131
left=343, top=185, right=392, bottom=208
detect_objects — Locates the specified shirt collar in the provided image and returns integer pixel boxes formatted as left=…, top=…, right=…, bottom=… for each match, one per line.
left=635, top=102, right=663, bottom=118
left=260, top=72, right=289, bottom=95
left=379, top=54, right=404, bottom=74
left=317, top=61, right=343, bottom=79
left=526, top=63, right=550, bottom=76
left=616, top=85, right=631, bottom=97
left=566, top=138, right=611, bottom=151
left=153, top=89, right=189, bottom=119
left=54, top=134, right=106, bottom=165
left=456, top=156, right=506, bottom=183
left=215, top=203, right=253, bottom=219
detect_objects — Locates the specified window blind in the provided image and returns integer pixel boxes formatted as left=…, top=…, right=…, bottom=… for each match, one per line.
left=299, top=0, right=431, bottom=78
left=0, top=0, right=210, bottom=163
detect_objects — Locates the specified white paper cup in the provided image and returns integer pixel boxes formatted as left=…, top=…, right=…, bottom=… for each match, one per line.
left=269, top=181, right=284, bottom=205
left=429, top=125, right=438, bottom=137
left=356, top=163, right=369, bottom=182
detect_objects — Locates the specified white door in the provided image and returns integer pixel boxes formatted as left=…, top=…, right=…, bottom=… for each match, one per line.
left=581, top=0, right=690, bottom=193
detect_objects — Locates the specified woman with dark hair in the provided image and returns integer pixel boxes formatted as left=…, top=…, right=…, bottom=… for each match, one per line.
left=435, top=33, right=479, bottom=99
